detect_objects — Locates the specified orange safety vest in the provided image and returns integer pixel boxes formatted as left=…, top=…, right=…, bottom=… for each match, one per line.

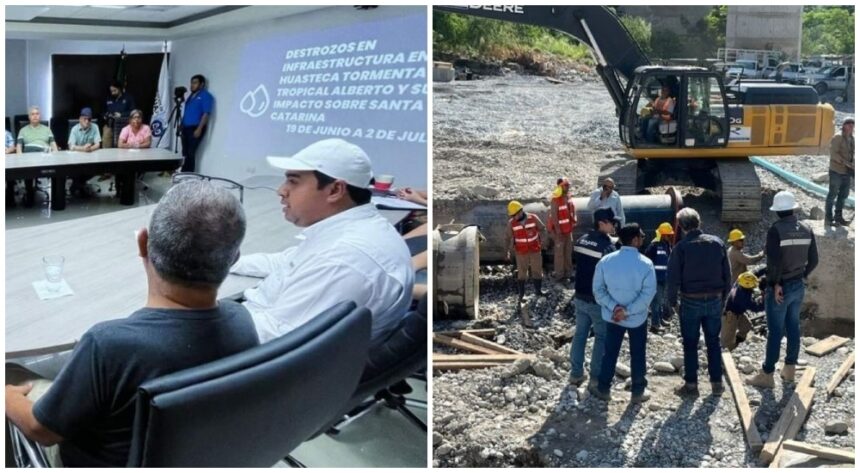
left=552, top=196, right=576, bottom=235
left=654, top=96, right=674, bottom=121
left=511, top=214, right=541, bottom=254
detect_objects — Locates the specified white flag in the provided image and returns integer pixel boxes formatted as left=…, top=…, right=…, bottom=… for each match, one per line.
left=151, top=52, right=171, bottom=149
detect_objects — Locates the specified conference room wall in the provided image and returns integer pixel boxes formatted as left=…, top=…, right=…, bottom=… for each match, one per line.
left=169, top=5, right=428, bottom=187
left=6, top=39, right=164, bottom=120
left=5, top=40, right=28, bottom=119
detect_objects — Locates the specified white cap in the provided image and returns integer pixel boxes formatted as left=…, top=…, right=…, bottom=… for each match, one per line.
left=266, top=138, right=373, bottom=188
left=769, top=190, right=799, bottom=212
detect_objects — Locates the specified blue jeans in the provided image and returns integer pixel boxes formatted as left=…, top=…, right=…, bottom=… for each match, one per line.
left=597, top=320, right=647, bottom=396
left=825, top=170, right=852, bottom=222
left=763, top=278, right=805, bottom=373
left=679, top=296, right=723, bottom=384
left=650, top=282, right=666, bottom=326
left=570, top=298, right=606, bottom=379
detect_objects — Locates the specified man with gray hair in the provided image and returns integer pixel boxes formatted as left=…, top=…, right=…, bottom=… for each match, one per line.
left=5, top=181, right=259, bottom=467
left=666, top=207, right=732, bottom=397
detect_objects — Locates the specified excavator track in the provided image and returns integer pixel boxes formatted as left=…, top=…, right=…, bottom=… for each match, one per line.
left=716, top=159, right=762, bottom=222
left=597, top=155, right=639, bottom=196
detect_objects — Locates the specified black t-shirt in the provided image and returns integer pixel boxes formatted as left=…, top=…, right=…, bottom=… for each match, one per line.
left=32, top=301, right=259, bottom=467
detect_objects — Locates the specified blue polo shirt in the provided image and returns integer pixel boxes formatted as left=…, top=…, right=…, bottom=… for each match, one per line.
left=182, top=89, right=214, bottom=127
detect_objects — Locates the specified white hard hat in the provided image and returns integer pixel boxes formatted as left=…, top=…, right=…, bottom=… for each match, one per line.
left=769, top=190, right=799, bottom=212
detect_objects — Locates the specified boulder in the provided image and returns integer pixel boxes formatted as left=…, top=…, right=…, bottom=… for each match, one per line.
left=825, top=421, right=849, bottom=435
left=616, top=363, right=631, bottom=378
left=654, top=362, right=677, bottom=373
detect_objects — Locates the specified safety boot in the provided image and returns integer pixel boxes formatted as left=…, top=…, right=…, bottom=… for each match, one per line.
left=533, top=279, right=547, bottom=298
left=745, top=370, right=775, bottom=388
left=780, top=364, right=796, bottom=382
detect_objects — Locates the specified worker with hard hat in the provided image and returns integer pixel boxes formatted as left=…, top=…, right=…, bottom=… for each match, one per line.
left=644, top=222, right=675, bottom=334
left=726, top=228, right=764, bottom=283
left=747, top=190, right=819, bottom=388
left=548, top=177, right=577, bottom=284
left=825, top=116, right=853, bottom=226
left=721, top=271, right=763, bottom=351
left=505, top=200, right=547, bottom=315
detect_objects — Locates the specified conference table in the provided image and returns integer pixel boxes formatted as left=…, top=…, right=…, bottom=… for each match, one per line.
left=5, top=176, right=413, bottom=357
left=5, top=148, right=183, bottom=211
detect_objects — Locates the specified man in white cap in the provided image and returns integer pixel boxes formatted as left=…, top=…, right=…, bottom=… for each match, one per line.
left=230, top=138, right=414, bottom=347
left=747, top=190, right=818, bottom=388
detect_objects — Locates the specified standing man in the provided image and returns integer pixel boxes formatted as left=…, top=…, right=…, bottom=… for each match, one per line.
left=666, top=207, right=732, bottom=397
left=181, top=74, right=214, bottom=172
left=230, top=139, right=413, bottom=347
left=104, top=81, right=136, bottom=148
left=726, top=229, right=764, bottom=282
left=825, top=116, right=854, bottom=226
left=505, top=200, right=547, bottom=314
left=645, top=222, right=674, bottom=334
left=747, top=191, right=818, bottom=388
left=67, top=107, right=102, bottom=197
left=589, top=223, right=656, bottom=404
left=569, top=208, right=617, bottom=388
left=587, top=177, right=625, bottom=227
left=548, top=177, right=576, bottom=283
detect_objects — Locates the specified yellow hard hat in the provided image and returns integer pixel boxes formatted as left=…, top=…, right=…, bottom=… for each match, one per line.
left=728, top=229, right=745, bottom=243
left=737, top=271, right=758, bottom=289
left=552, top=186, right=563, bottom=198
left=657, top=222, right=675, bottom=236
left=508, top=200, right=524, bottom=216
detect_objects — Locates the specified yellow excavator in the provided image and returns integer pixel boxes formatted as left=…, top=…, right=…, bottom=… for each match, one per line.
left=435, top=5, right=835, bottom=221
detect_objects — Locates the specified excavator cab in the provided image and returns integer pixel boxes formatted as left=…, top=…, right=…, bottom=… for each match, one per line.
left=622, top=67, right=730, bottom=151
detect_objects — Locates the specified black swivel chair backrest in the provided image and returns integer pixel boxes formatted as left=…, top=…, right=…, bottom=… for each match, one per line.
left=126, top=301, right=372, bottom=467
left=360, top=294, right=427, bottom=386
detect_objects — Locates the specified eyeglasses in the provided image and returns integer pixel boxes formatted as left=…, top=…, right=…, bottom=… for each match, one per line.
left=172, top=172, right=244, bottom=203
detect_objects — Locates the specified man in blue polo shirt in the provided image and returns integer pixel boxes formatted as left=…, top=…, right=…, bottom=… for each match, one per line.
left=181, top=74, right=214, bottom=172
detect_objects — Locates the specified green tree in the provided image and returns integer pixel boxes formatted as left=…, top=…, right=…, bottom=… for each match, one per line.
left=802, top=6, right=855, bottom=55
left=619, top=15, right=652, bottom=56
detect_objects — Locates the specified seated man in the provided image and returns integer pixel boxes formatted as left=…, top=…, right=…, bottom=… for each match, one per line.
left=641, top=85, right=675, bottom=144
left=231, top=138, right=414, bottom=347
left=5, top=129, right=15, bottom=154
left=5, top=180, right=259, bottom=467
left=14, top=106, right=58, bottom=207
left=67, top=107, right=102, bottom=197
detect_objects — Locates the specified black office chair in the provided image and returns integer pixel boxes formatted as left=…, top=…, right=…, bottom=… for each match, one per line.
left=9, top=301, right=372, bottom=468
left=324, top=295, right=428, bottom=436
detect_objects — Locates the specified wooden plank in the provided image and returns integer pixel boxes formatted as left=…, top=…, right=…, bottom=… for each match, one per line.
left=433, top=354, right=530, bottom=363
left=432, top=333, right=498, bottom=355
left=459, top=332, right=522, bottom=355
left=805, top=335, right=849, bottom=356
left=759, top=367, right=817, bottom=465
left=722, top=352, right=764, bottom=452
left=781, top=439, right=855, bottom=463
left=435, top=328, right=497, bottom=338
left=826, top=352, right=855, bottom=397
left=433, top=362, right=506, bottom=371
left=768, top=447, right=787, bottom=468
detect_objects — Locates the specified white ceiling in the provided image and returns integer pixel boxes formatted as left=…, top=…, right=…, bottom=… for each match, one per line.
left=5, top=5, right=330, bottom=41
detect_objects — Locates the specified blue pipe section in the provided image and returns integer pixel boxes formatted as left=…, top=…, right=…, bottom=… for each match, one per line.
left=750, top=156, right=854, bottom=208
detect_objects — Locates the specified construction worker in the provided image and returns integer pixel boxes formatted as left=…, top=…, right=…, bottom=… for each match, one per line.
left=644, top=222, right=674, bottom=334
left=505, top=200, right=547, bottom=313
left=548, top=177, right=577, bottom=283
left=666, top=207, right=731, bottom=397
left=747, top=191, right=818, bottom=388
left=644, top=85, right=675, bottom=143
left=721, top=271, right=762, bottom=351
left=726, top=229, right=764, bottom=282
left=569, top=208, right=618, bottom=388
left=825, top=116, right=853, bottom=226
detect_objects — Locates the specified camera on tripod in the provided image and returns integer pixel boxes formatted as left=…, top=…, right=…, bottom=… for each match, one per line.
left=174, top=86, right=187, bottom=104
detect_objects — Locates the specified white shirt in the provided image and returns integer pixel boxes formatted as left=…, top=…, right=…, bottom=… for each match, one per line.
left=231, top=203, right=414, bottom=346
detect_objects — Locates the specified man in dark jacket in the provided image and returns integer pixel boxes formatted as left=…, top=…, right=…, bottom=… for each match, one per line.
left=569, top=208, right=617, bottom=388
left=645, top=222, right=674, bottom=334
left=747, top=191, right=818, bottom=388
left=666, top=207, right=732, bottom=397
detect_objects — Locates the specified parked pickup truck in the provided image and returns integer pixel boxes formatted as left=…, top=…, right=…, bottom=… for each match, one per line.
left=801, top=65, right=854, bottom=95
left=767, top=63, right=809, bottom=84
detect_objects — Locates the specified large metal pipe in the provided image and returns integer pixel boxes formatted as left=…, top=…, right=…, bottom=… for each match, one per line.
left=435, top=188, right=683, bottom=263
left=751, top=156, right=855, bottom=208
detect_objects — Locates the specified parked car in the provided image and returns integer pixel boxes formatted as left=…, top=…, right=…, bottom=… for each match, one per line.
left=801, top=65, right=854, bottom=95
left=769, top=63, right=809, bottom=84
left=725, top=60, right=759, bottom=80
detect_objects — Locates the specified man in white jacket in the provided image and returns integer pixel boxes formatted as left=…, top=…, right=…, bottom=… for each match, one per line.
left=231, top=138, right=414, bottom=346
